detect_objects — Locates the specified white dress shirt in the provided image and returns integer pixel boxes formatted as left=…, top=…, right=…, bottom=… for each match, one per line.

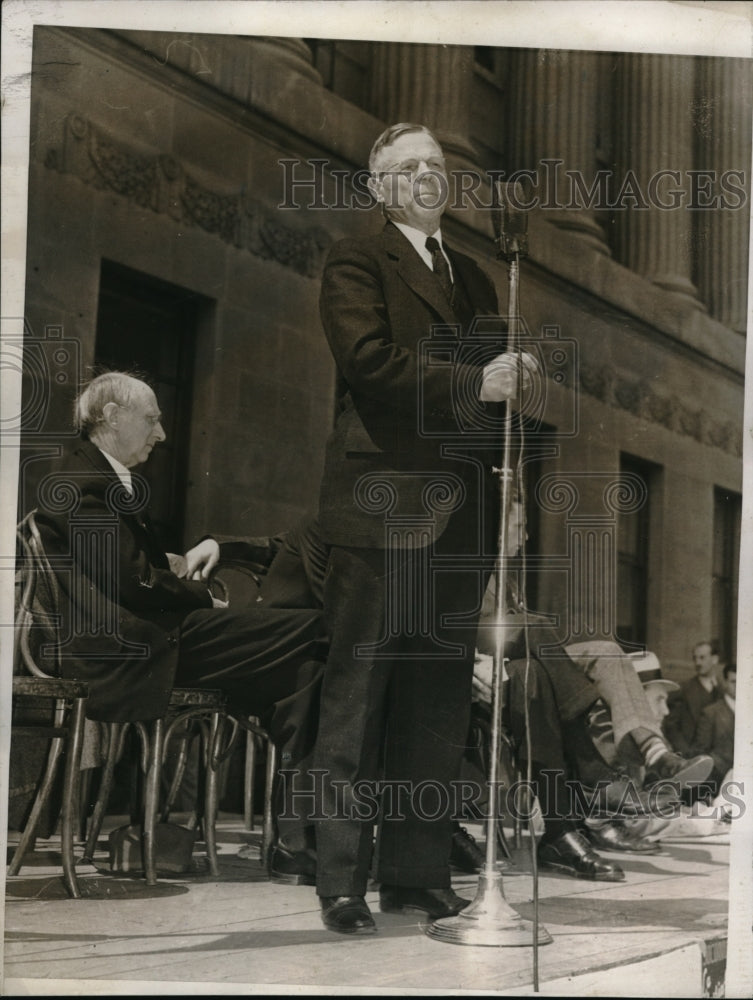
left=698, top=674, right=717, bottom=694
left=98, top=447, right=133, bottom=495
left=393, top=222, right=453, bottom=281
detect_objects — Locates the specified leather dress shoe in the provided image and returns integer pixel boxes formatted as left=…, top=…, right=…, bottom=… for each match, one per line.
left=320, top=895, right=377, bottom=935
left=579, top=776, right=643, bottom=815
left=580, top=778, right=681, bottom=818
left=586, top=822, right=662, bottom=855
left=269, top=844, right=316, bottom=886
left=538, top=829, right=625, bottom=882
left=379, top=884, right=471, bottom=919
left=646, top=752, right=714, bottom=790
left=450, top=825, right=485, bottom=873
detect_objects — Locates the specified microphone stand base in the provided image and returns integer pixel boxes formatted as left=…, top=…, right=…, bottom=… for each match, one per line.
left=424, top=869, right=553, bottom=948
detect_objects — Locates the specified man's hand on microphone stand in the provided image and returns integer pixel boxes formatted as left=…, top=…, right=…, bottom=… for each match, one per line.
left=479, top=350, right=540, bottom=402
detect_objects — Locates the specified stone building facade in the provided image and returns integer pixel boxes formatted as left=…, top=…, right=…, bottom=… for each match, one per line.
left=19, top=27, right=749, bottom=676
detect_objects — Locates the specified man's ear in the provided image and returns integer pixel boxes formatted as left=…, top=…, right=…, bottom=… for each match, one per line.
left=367, top=172, right=384, bottom=203
left=102, top=401, right=120, bottom=428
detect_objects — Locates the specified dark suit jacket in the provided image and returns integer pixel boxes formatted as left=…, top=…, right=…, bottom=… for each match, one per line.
left=694, top=697, right=735, bottom=780
left=664, top=675, right=722, bottom=754
left=34, top=440, right=216, bottom=722
left=318, top=222, right=502, bottom=549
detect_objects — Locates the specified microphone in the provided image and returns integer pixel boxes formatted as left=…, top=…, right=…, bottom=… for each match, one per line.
left=492, top=181, right=529, bottom=262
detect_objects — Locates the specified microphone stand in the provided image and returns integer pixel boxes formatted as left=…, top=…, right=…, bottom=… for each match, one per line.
left=427, top=182, right=552, bottom=950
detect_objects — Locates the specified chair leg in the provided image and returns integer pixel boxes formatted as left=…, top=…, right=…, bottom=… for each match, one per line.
left=203, top=712, right=222, bottom=877
left=82, top=722, right=127, bottom=863
left=8, top=732, right=65, bottom=876
left=60, top=696, right=86, bottom=898
left=244, top=723, right=258, bottom=832
left=161, top=723, right=192, bottom=823
left=143, top=718, right=165, bottom=885
left=78, top=768, right=93, bottom=844
left=261, top=740, right=277, bottom=870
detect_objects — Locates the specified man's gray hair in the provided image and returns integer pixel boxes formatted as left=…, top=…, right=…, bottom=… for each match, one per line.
left=75, top=371, right=147, bottom=437
left=368, top=122, right=440, bottom=173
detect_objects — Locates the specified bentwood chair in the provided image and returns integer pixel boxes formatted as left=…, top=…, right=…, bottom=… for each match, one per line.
left=11, top=512, right=234, bottom=887
left=82, top=557, right=279, bottom=882
left=8, top=512, right=89, bottom=897
left=209, top=559, right=278, bottom=867
left=80, top=686, right=234, bottom=883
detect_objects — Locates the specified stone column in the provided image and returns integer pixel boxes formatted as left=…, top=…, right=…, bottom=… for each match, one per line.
left=695, top=57, right=751, bottom=332
left=243, top=36, right=322, bottom=83
left=613, top=53, right=703, bottom=306
left=506, top=49, right=611, bottom=254
left=113, top=32, right=322, bottom=96
left=368, top=43, right=477, bottom=168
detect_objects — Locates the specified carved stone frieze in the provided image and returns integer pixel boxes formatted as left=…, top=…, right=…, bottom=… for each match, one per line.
left=181, top=175, right=242, bottom=245
left=45, top=113, right=331, bottom=279
left=579, top=361, right=742, bottom=457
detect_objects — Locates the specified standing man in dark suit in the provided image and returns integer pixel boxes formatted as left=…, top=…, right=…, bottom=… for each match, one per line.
left=35, top=371, right=325, bottom=847
left=311, top=123, right=539, bottom=935
left=664, top=640, right=723, bottom=754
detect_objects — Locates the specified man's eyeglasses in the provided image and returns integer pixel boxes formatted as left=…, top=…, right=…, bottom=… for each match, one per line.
left=376, top=158, right=446, bottom=178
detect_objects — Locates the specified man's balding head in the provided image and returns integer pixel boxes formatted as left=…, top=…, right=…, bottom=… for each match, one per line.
left=76, top=371, right=165, bottom=468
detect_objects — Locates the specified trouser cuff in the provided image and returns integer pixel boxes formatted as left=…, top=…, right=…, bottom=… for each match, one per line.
left=375, top=862, right=450, bottom=889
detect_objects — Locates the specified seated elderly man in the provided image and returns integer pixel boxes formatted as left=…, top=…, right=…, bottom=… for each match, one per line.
left=34, top=371, right=326, bottom=849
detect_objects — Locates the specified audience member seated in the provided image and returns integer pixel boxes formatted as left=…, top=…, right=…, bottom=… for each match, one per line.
left=693, top=663, right=736, bottom=799
left=579, top=653, right=683, bottom=852
left=664, top=640, right=722, bottom=754
left=475, top=650, right=670, bottom=869
left=34, top=371, right=327, bottom=852
left=475, top=503, right=714, bottom=800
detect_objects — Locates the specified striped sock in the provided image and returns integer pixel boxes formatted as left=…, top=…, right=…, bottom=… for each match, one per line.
left=632, top=728, right=668, bottom=767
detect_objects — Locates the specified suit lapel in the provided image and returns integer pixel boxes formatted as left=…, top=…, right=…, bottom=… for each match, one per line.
left=76, top=439, right=125, bottom=487
left=76, top=440, right=166, bottom=563
left=382, top=223, right=458, bottom=326
left=449, top=248, right=497, bottom=317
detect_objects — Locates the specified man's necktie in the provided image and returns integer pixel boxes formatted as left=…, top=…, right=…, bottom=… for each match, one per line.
left=425, top=236, right=453, bottom=302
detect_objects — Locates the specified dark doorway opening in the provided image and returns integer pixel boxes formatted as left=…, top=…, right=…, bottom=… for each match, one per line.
left=712, top=486, right=741, bottom=666
left=616, top=453, right=661, bottom=648
left=95, top=260, right=207, bottom=552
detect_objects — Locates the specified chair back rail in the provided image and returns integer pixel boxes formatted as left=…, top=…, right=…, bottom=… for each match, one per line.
left=15, top=511, right=63, bottom=679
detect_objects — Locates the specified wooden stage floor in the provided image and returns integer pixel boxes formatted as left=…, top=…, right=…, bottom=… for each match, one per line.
left=2, top=815, right=732, bottom=997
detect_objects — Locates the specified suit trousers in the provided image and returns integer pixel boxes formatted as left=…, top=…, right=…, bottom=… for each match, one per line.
left=175, top=605, right=326, bottom=837
left=313, top=486, right=495, bottom=897
left=504, top=657, right=597, bottom=841
left=504, top=630, right=662, bottom=752
left=564, top=640, right=663, bottom=748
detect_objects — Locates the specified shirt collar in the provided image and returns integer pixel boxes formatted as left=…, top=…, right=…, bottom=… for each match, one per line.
left=724, top=694, right=735, bottom=712
left=98, top=447, right=133, bottom=495
left=698, top=674, right=717, bottom=693
left=392, top=223, right=452, bottom=277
